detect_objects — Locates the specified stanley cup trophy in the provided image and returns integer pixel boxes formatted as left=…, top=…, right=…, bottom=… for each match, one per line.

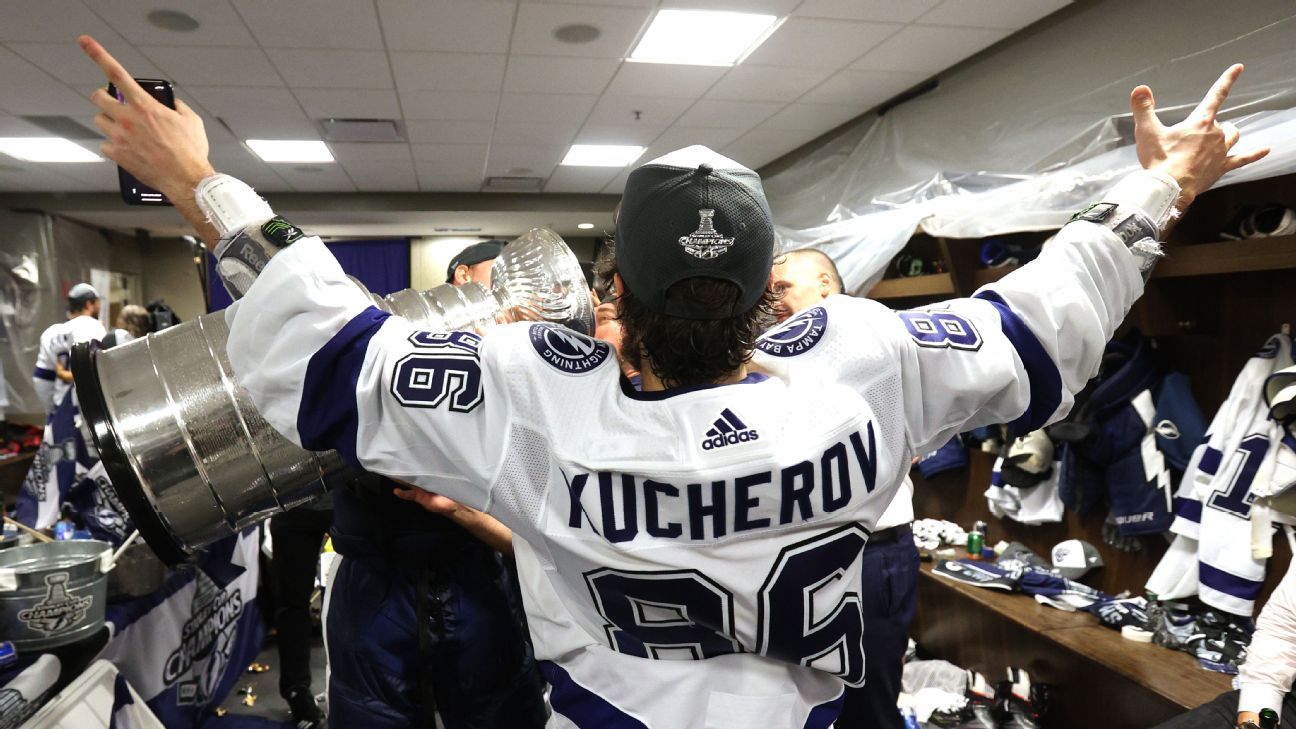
left=73, top=225, right=593, bottom=566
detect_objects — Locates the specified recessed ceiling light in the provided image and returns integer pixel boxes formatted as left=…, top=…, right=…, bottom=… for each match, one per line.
left=0, top=137, right=100, bottom=162
left=577, top=223, right=595, bottom=230
left=245, top=140, right=334, bottom=164
left=629, top=9, right=781, bottom=67
left=561, top=144, right=644, bottom=168
left=146, top=9, right=200, bottom=32
left=554, top=23, right=600, bottom=44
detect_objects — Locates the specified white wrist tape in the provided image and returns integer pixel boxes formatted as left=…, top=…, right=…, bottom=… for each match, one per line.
left=1105, top=168, right=1181, bottom=233
left=195, top=173, right=274, bottom=239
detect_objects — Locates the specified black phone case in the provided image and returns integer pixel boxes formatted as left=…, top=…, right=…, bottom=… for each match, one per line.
left=108, top=78, right=175, bottom=207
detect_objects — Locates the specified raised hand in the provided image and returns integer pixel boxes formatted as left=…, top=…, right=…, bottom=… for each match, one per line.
left=1130, top=64, right=1270, bottom=204
left=80, top=35, right=214, bottom=201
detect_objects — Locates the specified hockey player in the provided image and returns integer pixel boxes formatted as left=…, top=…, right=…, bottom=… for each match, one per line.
left=32, top=283, right=105, bottom=417
left=768, top=249, right=846, bottom=323
left=82, top=33, right=1267, bottom=727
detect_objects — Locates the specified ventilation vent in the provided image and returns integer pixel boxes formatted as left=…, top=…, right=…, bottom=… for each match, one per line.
left=483, top=176, right=543, bottom=193
left=19, top=116, right=101, bottom=140
left=319, top=118, right=404, bottom=142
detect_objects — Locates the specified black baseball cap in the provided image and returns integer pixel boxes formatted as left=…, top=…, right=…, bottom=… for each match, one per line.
left=445, top=240, right=506, bottom=283
left=615, top=145, right=774, bottom=320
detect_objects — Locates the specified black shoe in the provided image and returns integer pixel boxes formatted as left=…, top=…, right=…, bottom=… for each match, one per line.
left=285, top=686, right=323, bottom=729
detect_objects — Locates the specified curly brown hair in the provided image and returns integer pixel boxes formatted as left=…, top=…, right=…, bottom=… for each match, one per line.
left=619, top=277, right=778, bottom=389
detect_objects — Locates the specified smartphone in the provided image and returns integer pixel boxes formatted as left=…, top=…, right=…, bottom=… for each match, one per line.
left=106, top=78, right=175, bottom=206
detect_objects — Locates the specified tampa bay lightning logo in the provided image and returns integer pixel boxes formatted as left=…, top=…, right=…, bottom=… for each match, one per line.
left=1257, top=336, right=1282, bottom=359
left=756, top=306, right=827, bottom=358
left=529, top=324, right=610, bottom=374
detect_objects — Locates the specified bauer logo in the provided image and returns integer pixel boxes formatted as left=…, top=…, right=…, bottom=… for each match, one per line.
left=700, top=408, right=759, bottom=450
left=530, top=324, right=611, bottom=374
left=757, top=306, right=827, bottom=358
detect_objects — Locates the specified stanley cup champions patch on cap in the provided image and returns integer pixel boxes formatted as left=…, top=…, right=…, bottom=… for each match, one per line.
left=679, top=209, right=735, bottom=260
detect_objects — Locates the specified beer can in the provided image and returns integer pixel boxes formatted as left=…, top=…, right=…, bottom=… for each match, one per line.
left=967, top=532, right=984, bottom=558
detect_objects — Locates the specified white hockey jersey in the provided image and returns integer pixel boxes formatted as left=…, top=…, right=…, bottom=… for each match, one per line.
left=32, top=315, right=106, bottom=414
left=223, top=171, right=1170, bottom=728
left=1150, top=333, right=1294, bottom=615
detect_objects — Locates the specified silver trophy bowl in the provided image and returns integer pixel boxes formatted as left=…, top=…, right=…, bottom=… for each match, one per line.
left=73, top=228, right=592, bottom=566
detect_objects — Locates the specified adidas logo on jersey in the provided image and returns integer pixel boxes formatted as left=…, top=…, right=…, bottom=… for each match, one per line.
left=701, top=408, right=759, bottom=450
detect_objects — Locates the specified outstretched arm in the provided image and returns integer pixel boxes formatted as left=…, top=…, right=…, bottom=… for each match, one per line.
left=895, top=65, right=1269, bottom=453
left=393, top=486, right=516, bottom=555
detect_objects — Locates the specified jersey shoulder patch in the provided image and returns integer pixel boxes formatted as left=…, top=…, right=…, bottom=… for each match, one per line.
left=756, top=306, right=827, bottom=358
left=528, top=323, right=611, bottom=375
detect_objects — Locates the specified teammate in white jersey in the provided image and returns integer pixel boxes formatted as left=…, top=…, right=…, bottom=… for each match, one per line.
left=81, top=34, right=1267, bottom=728
left=771, top=249, right=917, bottom=729
left=32, top=283, right=105, bottom=416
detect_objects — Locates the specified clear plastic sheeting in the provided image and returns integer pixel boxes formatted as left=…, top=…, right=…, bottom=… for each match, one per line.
left=764, top=6, right=1296, bottom=295
left=0, top=212, right=113, bottom=416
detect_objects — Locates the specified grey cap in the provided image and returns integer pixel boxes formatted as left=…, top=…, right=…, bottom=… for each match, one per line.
left=1051, top=539, right=1103, bottom=579
left=68, top=283, right=100, bottom=300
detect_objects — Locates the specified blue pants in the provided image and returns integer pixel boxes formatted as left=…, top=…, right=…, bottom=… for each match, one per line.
left=835, top=530, right=919, bottom=729
left=326, top=551, right=547, bottom=729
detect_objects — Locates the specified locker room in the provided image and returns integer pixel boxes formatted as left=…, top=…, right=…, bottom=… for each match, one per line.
left=0, top=1, right=1294, bottom=728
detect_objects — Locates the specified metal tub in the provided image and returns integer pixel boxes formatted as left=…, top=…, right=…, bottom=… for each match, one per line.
left=0, top=540, right=112, bottom=650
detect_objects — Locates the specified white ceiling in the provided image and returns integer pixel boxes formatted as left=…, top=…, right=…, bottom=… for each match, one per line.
left=0, top=0, right=1070, bottom=230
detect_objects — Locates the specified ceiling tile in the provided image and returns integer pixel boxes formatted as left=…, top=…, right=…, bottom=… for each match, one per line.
left=510, top=3, right=652, bottom=58
left=339, top=159, right=419, bottom=191
left=378, top=0, right=516, bottom=53
left=0, top=0, right=117, bottom=42
left=604, top=64, right=726, bottom=98
left=658, top=0, right=799, bottom=11
left=0, top=47, right=61, bottom=86
left=743, top=18, right=901, bottom=69
left=574, top=123, right=664, bottom=145
left=600, top=168, right=632, bottom=194
left=0, top=114, right=48, bottom=136
left=0, top=85, right=97, bottom=115
left=266, top=49, right=392, bottom=89
left=496, top=93, right=597, bottom=127
left=209, top=145, right=290, bottom=190
left=485, top=144, right=568, bottom=176
left=293, top=89, right=401, bottom=119
left=649, top=126, right=746, bottom=151
left=183, top=86, right=305, bottom=118
left=404, top=119, right=494, bottom=144
left=761, top=103, right=864, bottom=131
left=273, top=164, right=356, bottom=192
left=545, top=165, right=623, bottom=193
left=95, top=1, right=258, bottom=47
left=415, top=157, right=486, bottom=182
left=392, top=53, right=507, bottom=92
left=399, top=91, right=500, bottom=120
left=504, top=56, right=621, bottom=95
left=232, top=0, right=385, bottom=49
left=7, top=42, right=164, bottom=86
left=708, top=65, right=834, bottom=103
left=521, top=0, right=652, bottom=6
left=851, top=25, right=1010, bottom=73
left=918, top=0, right=1071, bottom=30
left=416, top=171, right=482, bottom=192
left=798, top=69, right=925, bottom=106
left=411, top=143, right=489, bottom=166
left=674, top=99, right=784, bottom=130
left=139, top=47, right=282, bottom=87
left=795, top=0, right=942, bottom=23
left=59, top=161, right=119, bottom=190
left=586, top=95, right=691, bottom=127
left=221, top=114, right=320, bottom=140
left=490, top=122, right=581, bottom=146
left=328, top=143, right=412, bottom=162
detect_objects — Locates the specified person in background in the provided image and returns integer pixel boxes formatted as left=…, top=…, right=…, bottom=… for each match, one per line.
left=768, top=248, right=920, bottom=729
left=269, top=495, right=334, bottom=728
left=33, top=283, right=105, bottom=416
left=590, top=242, right=640, bottom=384
left=446, top=240, right=506, bottom=286
left=101, top=304, right=151, bottom=348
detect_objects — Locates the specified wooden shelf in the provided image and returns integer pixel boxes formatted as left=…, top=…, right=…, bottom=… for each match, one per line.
left=867, top=272, right=955, bottom=300
left=970, top=266, right=1015, bottom=288
left=1154, top=235, right=1296, bottom=279
left=919, top=562, right=1231, bottom=711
